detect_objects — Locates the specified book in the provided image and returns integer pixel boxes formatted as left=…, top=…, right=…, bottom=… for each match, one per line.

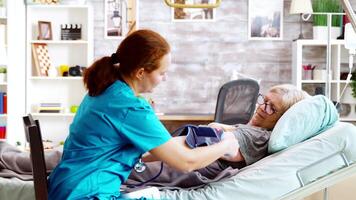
left=0, top=126, right=6, bottom=139
left=3, top=93, right=6, bottom=114
left=0, top=92, right=4, bottom=114
left=39, top=110, right=61, bottom=113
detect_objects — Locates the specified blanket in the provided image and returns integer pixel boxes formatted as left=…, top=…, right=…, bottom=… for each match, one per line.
left=0, top=141, right=62, bottom=180
left=123, top=160, right=240, bottom=192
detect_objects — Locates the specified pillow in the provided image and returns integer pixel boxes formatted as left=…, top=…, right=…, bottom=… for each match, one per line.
left=268, top=95, right=339, bottom=153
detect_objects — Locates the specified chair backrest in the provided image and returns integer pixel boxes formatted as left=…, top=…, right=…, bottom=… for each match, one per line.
left=23, top=114, right=48, bottom=200
left=214, top=79, right=260, bottom=125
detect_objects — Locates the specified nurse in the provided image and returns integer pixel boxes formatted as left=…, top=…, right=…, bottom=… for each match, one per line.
left=47, top=29, right=239, bottom=199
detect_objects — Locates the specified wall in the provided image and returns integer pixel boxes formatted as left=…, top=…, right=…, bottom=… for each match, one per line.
left=87, top=0, right=355, bottom=114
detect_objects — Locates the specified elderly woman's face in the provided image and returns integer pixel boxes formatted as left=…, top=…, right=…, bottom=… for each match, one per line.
left=249, top=91, right=285, bottom=130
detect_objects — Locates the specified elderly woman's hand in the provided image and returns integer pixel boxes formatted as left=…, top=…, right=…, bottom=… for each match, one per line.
left=208, top=122, right=237, bottom=132
left=220, top=132, right=240, bottom=160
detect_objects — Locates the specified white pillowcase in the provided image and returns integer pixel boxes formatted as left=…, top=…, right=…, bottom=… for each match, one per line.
left=268, top=95, right=339, bottom=153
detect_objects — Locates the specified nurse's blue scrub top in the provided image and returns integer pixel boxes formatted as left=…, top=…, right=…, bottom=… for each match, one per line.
left=48, top=80, right=171, bottom=199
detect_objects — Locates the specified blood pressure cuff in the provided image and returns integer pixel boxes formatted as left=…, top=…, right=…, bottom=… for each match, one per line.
left=172, top=125, right=223, bottom=149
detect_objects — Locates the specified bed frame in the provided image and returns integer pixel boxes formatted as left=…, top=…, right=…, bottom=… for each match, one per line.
left=280, top=163, right=356, bottom=200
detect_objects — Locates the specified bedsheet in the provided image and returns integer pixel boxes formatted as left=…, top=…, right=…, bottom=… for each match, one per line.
left=160, top=122, right=356, bottom=200
left=0, top=177, right=34, bottom=200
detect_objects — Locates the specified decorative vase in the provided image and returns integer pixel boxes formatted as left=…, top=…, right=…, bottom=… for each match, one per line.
left=313, top=26, right=341, bottom=40
left=0, top=7, right=6, bottom=18
left=0, top=73, right=6, bottom=83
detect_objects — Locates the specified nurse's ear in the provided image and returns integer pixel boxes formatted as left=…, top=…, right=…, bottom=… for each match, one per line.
left=135, top=67, right=145, bottom=81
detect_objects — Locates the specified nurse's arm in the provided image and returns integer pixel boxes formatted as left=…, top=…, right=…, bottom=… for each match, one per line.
left=141, top=152, right=159, bottom=162
left=149, top=134, right=238, bottom=173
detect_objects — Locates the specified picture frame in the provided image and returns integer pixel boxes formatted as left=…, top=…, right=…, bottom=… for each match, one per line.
left=38, top=21, right=52, bottom=40
left=172, top=0, right=216, bottom=22
left=24, top=0, right=59, bottom=5
left=248, top=0, right=283, bottom=40
left=104, top=0, right=138, bottom=39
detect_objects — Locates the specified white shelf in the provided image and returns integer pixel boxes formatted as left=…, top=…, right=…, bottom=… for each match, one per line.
left=0, top=114, right=7, bottom=118
left=30, top=40, right=88, bottom=44
left=30, top=76, right=83, bottom=80
left=296, top=39, right=345, bottom=46
left=301, top=80, right=350, bottom=84
left=27, top=5, right=89, bottom=9
left=26, top=5, right=93, bottom=144
left=0, top=139, right=6, bottom=141
left=31, top=113, right=75, bottom=117
left=293, top=40, right=356, bottom=122
left=301, top=80, right=326, bottom=84
left=0, top=82, right=7, bottom=86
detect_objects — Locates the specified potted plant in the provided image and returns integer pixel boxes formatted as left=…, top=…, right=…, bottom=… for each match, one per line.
left=0, top=67, right=6, bottom=83
left=312, top=0, right=342, bottom=40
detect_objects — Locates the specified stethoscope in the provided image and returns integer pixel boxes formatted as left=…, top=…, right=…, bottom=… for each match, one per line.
left=133, top=158, right=147, bottom=173
left=128, top=127, right=185, bottom=187
left=129, top=157, right=164, bottom=188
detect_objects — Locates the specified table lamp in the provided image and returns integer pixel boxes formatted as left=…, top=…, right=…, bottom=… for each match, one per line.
left=290, top=0, right=313, bottom=41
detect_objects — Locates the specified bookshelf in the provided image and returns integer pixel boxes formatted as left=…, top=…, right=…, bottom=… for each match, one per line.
left=292, top=39, right=356, bottom=122
left=0, top=0, right=7, bottom=141
left=26, top=4, right=93, bottom=144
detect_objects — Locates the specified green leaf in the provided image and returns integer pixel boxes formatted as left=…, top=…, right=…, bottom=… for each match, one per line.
left=312, top=0, right=342, bottom=27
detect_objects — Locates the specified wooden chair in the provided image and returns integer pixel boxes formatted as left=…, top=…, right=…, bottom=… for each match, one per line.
left=23, top=114, right=48, bottom=200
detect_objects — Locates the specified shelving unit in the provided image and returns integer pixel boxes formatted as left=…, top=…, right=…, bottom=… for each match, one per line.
left=292, top=39, right=356, bottom=122
left=26, top=4, right=93, bottom=144
left=0, top=0, right=7, bottom=141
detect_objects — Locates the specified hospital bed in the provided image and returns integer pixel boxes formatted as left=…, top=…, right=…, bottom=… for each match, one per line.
left=160, top=122, right=356, bottom=200
left=1, top=122, right=355, bottom=200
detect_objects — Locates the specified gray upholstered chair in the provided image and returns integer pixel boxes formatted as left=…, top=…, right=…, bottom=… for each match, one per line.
left=214, top=79, right=259, bottom=125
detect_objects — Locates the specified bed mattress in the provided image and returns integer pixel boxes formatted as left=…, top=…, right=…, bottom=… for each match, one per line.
left=160, top=122, right=356, bottom=200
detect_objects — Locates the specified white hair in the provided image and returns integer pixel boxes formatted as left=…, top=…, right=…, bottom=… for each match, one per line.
left=269, top=84, right=310, bottom=112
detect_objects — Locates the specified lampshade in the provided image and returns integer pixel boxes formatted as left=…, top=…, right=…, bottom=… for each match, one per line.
left=289, top=0, right=313, bottom=14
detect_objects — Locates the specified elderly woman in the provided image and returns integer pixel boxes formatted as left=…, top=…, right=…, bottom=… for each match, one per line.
left=124, top=84, right=310, bottom=189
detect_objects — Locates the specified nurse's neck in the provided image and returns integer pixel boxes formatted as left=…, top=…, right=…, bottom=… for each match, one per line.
left=121, top=75, right=140, bottom=97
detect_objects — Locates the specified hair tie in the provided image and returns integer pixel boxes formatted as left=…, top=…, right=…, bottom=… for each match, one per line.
left=110, top=53, right=120, bottom=64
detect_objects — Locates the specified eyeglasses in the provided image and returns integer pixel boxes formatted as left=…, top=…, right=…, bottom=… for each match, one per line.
left=257, top=94, right=278, bottom=115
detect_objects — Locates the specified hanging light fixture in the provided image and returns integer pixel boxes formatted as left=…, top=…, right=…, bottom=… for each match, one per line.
left=164, top=0, right=221, bottom=9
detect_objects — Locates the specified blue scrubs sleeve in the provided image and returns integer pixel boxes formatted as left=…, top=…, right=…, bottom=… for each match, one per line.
left=121, top=107, right=171, bottom=152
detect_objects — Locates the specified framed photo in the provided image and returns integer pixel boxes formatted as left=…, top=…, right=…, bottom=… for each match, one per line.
left=248, top=0, right=283, bottom=40
left=38, top=21, right=52, bottom=40
left=172, top=0, right=216, bottom=22
left=104, top=0, right=138, bottom=39
left=24, top=0, right=59, bottom=5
